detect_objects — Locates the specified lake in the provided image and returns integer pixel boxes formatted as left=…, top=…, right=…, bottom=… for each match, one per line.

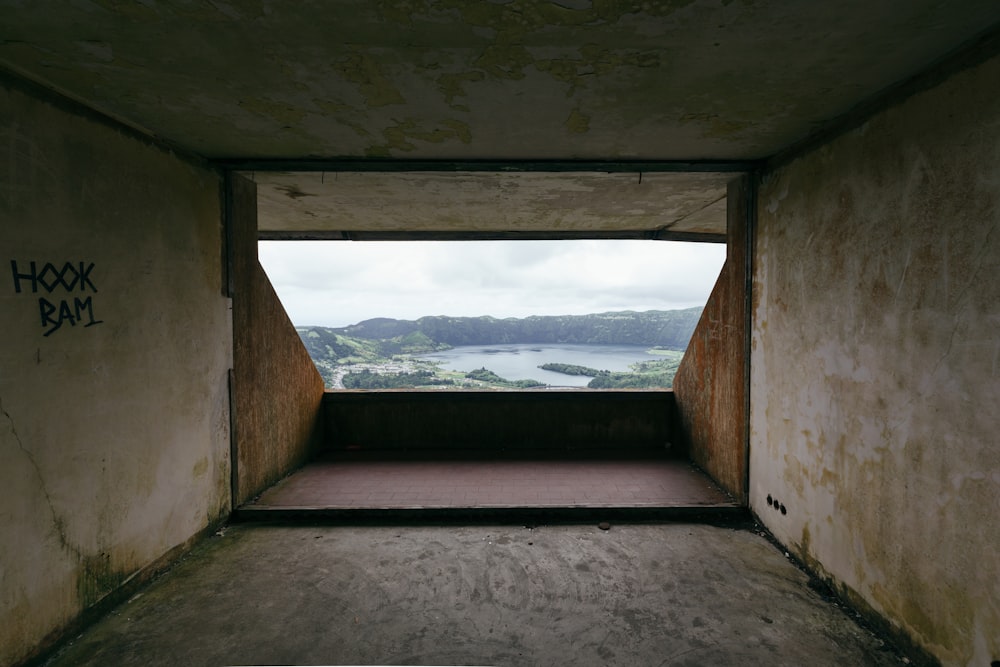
left=415, top=343, right=674, bottom=387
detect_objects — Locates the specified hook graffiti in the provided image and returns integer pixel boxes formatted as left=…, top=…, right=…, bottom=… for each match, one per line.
left=10, top=260, right=104, bottom=336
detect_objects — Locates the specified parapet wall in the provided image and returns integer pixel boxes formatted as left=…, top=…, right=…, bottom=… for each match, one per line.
left=323, top=390, right=674, bottom=454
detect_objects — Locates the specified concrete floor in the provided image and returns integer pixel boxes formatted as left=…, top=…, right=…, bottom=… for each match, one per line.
left=246, top=456, right=736, bottom=510
left=43, top=523, right=906, bottom=667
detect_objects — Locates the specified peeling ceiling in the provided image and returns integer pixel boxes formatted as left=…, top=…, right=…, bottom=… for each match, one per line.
left=2, top=0, right=998, bottom=236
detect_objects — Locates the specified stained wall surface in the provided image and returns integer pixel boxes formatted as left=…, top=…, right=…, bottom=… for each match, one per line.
left=0, top=82, right=233, bottom=666
left=673, top=177, right=748, bottom=501
left=750, top=53, right=1000, bottom=665
left=231, top=175, right=325, bottom=506
left=4, top=2, right=999, bottom=162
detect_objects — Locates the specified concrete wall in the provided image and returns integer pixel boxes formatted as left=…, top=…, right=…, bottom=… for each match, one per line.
left=231, top=175, right=325, bottom=506
left=751, top=53, right=1000, bottom=666
left=0, top=82, right=232, bottom=665
left=324, top=390, right=673, bottom=453
left=673, top=178, right=748, bottom=501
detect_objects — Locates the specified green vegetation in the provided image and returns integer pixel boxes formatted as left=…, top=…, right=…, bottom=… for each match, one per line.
left=539, top=362, right=603, bottom=377
left=587, top=365, right=674, bottom=388
left=540, top=352, right=683, bottom=389
left=587, top=353, right=684, bottom=388
left=465, top=367, right=545, bottom=388
left=342, top=369, right=453, bottom=389
left=296, top=309, right=697, bottom=390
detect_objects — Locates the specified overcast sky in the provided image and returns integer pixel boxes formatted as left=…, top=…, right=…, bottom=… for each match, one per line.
left=258, top=240, right=727, bottom=328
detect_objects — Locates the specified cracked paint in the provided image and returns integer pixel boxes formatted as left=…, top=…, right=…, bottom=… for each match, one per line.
left=436, top=70, right=485, bottom=109
left=678, top=112, right=756, bottom=140
left=564, top=107, right=591, bottom=134
left=332, top=50, right=406, bottom=108
left=238, top=97, right=308, bottom=126
left=365, top=117, right=473, bottom=156
left=3, top=0, right=999, bottom=159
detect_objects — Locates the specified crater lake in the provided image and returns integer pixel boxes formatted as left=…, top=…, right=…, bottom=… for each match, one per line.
left=415, top=343, right=678, bottom=387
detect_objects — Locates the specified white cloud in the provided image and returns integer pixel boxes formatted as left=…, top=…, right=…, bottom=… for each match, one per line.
left=258, top=240, right=727, bottom=327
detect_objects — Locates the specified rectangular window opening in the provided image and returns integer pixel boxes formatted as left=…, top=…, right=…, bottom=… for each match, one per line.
left=258, top=239, right=726, bottom=391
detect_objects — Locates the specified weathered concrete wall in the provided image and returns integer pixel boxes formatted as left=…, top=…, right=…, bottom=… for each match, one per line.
left=751, top=54, right=1000, bottom=666
left=231, top=175, right=325, bottom=506
left=673, top=178, right=748, bottom=501
left=323, top=390, right=673, bottom=453
left=0, top=82, right=232, bottom=665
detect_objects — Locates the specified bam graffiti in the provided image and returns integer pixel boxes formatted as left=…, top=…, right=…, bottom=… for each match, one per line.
left=10, top=260, right=104, bottom=336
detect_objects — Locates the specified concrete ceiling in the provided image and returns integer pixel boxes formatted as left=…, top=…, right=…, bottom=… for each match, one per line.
left=3, top=0, right=998, bottom=237
left=251, top=170, right=731, bottom=239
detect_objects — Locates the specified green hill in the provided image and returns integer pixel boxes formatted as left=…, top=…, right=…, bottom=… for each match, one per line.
left=320, top=308, right=702, bottom=349
left=296, top=308, right=702, bottom=389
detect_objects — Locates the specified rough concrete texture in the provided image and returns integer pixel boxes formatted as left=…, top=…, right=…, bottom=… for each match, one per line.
left=231, top=174, right=325, bottom=505
left=42, top=523, right=904, bottom=667
left=673, top=177, right=748, bottom=501
left=751, top=51, right=1000, bottom=665
left=3, top=2, right=999, bottom=161
left=253, top=171, right=729, bottom=238
left=0, top=82, right=232, bottom=666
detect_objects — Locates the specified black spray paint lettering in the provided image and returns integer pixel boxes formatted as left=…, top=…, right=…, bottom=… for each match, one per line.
left=10, top=260, right=104, bottom=336
left=38, top=296, right=102, bottom=335
left=11, top=260, right=98, bottom=294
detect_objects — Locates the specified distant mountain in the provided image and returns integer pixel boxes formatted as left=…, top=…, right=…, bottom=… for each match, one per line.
left=296, top=308, right=702, bottom=389
left=299, top=308, right=702, bottom=356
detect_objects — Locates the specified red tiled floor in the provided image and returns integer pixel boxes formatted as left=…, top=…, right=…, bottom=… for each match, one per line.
left=247, top=453, right=737, bottom=510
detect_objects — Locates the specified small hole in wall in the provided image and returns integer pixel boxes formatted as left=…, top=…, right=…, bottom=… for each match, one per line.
left=766, top=495, right=773, bottom=506
left=780, top=504, right=787, bottom=515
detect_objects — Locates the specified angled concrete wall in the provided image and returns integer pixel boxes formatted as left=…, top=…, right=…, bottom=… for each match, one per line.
left=230, top=175, right=325, bottom=506
left=673, top=178, right=748, bottom=501
left=0, top=81, right=232, bottom=666
left=751, top=53, right=1000, bottom=665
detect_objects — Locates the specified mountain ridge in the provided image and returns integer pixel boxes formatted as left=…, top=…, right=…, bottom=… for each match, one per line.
left=295, top=307, right=702, bottom=389
left=318, top=307, right=702, bottom=348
